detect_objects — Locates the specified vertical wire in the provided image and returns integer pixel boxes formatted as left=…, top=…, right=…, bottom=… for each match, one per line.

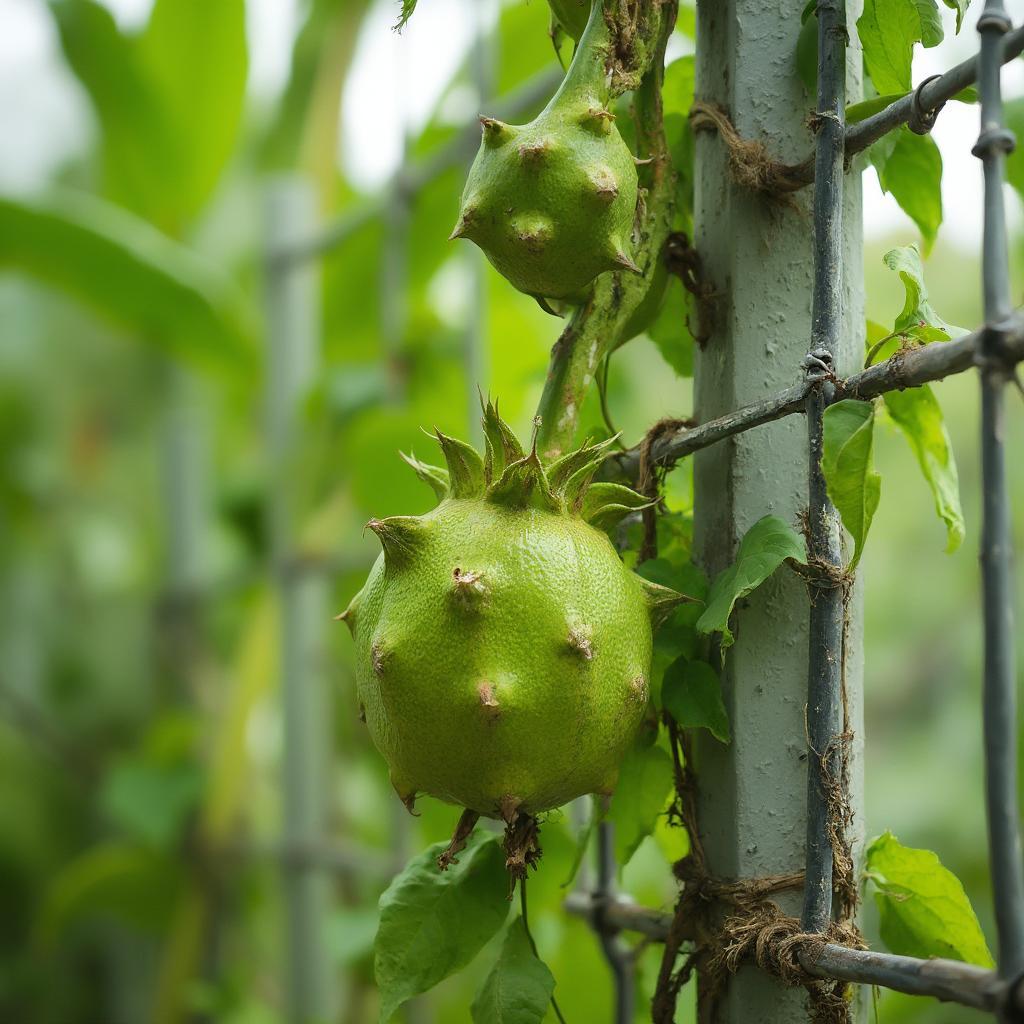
left=973, top=0, right=1024, bottom=982
left=801, top=0, right=847, bottom=934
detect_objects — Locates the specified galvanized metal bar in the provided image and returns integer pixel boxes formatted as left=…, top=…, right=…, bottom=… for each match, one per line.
left=265, top=178, right=335, bottom=1024
left=973, top=0, right=1024, bottom=985
left=565, top=894, right=1023, bottom=1012
left=607, top=314, right=1024, bottom=479
left=844, top=24, right=1024, bottom=162
left=801, top=0, right=848, bottom=936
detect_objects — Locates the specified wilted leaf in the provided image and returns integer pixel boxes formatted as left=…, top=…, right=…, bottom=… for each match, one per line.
left=882, top=244, right=964, bottom=337
left=471, top=917, right=555, bottom=1024
left=662, top=659, right=730, bottom=742
left=883, top=386, right=964, bottom=552
left=822, top=400, right=881, bottom=570
left=695, top=516, right=806, bottom=648
left=866, top=831, right=994, bottom=967
left=608, top=744, right=674, bottom=868
left=375, top=835, right=509, bottom=1022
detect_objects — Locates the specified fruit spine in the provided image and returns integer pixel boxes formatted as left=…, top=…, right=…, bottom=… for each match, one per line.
left=339, top=400, right=683, bottom=822
left=450, top=0, right=640, bottom=307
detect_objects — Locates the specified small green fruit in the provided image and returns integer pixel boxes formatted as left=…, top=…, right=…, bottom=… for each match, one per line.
left=451, top=1, right=639, bottom=304
left=340, top=400, right=683, bottom=818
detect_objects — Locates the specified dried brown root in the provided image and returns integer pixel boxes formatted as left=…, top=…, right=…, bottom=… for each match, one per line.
left=502, top=810, right=543, bottom=899
left=436, top=808, right=481, bottom=871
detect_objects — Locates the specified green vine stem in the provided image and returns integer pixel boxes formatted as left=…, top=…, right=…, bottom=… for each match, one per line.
left=534, top=0, right=678, bottom=459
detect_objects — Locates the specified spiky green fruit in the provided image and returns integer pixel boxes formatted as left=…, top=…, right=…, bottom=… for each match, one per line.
left=340, top=401, right=684, bottom=819
left=451, top=2, right=639, bottom=305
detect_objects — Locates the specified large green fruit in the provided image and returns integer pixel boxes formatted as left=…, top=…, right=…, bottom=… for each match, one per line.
left=340, top=402, right=682, bottom=819
left=451, top=1, right=639, bottom=306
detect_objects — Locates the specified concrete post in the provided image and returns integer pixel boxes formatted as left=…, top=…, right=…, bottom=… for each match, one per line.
left=265, top=177, right=335, bottom=1024
left=692, top=2, right=864, bottom=1020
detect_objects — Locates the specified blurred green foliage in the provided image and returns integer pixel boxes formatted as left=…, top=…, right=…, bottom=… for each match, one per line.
left=0, top=1, right=1022, bottom=1023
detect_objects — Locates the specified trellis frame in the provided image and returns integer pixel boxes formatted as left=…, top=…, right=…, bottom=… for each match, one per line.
left=261, top=1, right=1024, bottom=1021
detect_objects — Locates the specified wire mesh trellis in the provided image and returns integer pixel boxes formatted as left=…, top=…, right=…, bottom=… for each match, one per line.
left=261, top=1, right=1024, bottom=1020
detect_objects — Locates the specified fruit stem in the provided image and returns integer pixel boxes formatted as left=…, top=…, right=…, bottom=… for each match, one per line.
left=541, top=0, right=613, bottom=112
left=533, top=3, right=678, bottom=461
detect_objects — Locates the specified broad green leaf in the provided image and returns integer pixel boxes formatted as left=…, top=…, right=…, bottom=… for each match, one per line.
left=471, top=917, right=555, bottom=1024
left=48, top=0, right=175, bottom=220
left=822, top=400, right=881, bottom=570
left=375, top=835, right=509, bottom=1022
left=608, top=744, right=674, bottom=868
left=883, top=386, right=964, bottom=552
left=870, top=128, right=943, bottom=254
left=0, top=191, right=252, bottom=370
left=37, top=842, right=182, bottom=945
left=882, top=244, right=964, bottom=336
left=100, top=759, right=201, bottom=849
left=866, top=831, right=994, bottom=967
left=139, top=0, right=248, bottom=227
left=858, top=0, right=942, bottom=96
left=662, top=658, right=730, bottom=743
left=695, top=516, right=807, bottom=648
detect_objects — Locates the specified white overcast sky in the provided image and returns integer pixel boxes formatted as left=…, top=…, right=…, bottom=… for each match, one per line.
left=2, top=0, right=1024, bottom=247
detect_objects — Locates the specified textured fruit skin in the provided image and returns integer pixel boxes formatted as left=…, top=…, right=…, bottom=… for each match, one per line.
left=352, top=500, right=651, bottom=815
left=341, top=403, right=683, bottom=819
left=451, top=2, right=640, bottom=303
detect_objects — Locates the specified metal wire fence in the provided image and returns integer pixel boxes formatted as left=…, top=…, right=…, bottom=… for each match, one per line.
left=262, top=1, right=1024, bottom=1020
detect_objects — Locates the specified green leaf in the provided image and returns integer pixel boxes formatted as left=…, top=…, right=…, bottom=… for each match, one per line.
left=869, top=128, right=943, bottom=254
left=38, top=842, right=182, bottom=944
left=942, top=0, right=969, bottom=33
left=883, top=386, right=964, bottom=552
left=847, top=93, right=909, bottom=123
left=866, top=831, right=994, bottom=967
left=822, top=400, right=881, bottom=570
left=1005, top=98, right=1024, bottom=203
left=138, top=0, right=248, bottom=227
left=648, top=280, right=695, bottom=377
left=394, top=0, right=418, bottom=30
left=662, top=659, right=730, bottom=742
left=882, top=244, right=964, bottom=336
left=857, top=0, right=942, bottom=96
left=471, top=917, right=555, bottom=1024
left=374, top=835, right=509, bottom=1022
left=48, top=0, right=175, bottom=220
left=796, top=11, right=818, bottom=94
left=695, top=516, right=806, bottom=648
left=0, top=191, right=252, bottom=370
left=608, top=744, right=674, bottom=868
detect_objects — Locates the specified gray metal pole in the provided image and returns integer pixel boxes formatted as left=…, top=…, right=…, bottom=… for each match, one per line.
left=973, top=0, right=1024, bottom=986
left=691, top=0, right=864, bottom=1019
left=265, top=177, right=335, bottom=1024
